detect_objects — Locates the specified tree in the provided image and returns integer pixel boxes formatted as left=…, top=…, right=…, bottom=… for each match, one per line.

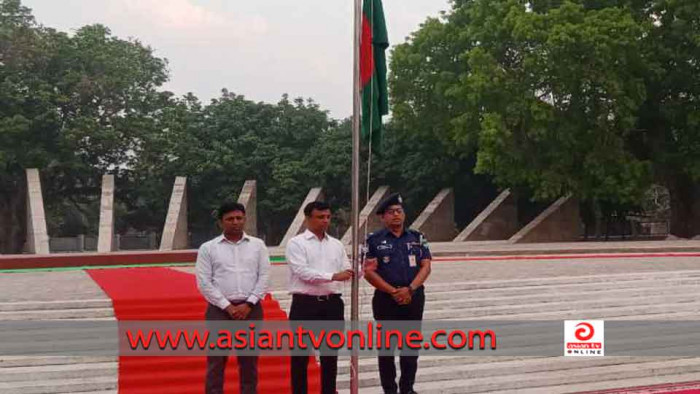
left=386, top=6, right=499, bottom=225
left=0, top=0, right=170, bottom=252
left=0, top=0, right=40, bottom=253
left=131, top=91, right=339, bottom=245
left=390, top=0, right=700, bottom=236
left=638, top=0, right=700, bottom=237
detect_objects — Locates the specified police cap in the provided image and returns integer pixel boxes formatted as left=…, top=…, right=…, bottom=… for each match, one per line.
left=376, top=193, right=404, bottom=215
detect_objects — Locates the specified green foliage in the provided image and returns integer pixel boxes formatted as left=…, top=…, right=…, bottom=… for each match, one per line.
left=8, top=0, right=700, bottom=248
left=129, top=92, right=345, bottom=244
left=389, top=0, right=700, bottom=235
left=392, top=0, right=652, bottom=203
left=0, top=0, right=169, bottom=252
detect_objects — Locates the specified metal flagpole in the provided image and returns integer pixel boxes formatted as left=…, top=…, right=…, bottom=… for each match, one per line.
left=350, top=0, right=362, bottom=391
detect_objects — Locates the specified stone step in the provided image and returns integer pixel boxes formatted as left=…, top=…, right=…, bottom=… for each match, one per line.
left=342, top=296, right=700, bottom=321
left=278, top=282, right=700, bottom=311
left=430, top=292, right=699, bottom=316
left=336, top=356, right=533, bottom=375
left=336, top=357, right=691, bottom=389
left=0, top=376, right=117, bottom=394
left=0, top=308, right=114, bottom=321
left=502, top=372, right=700, bottom=394
left=0, top=361, right=116, bottom=382
left=338, top=357, right=700, bottom=393
left=77, top=392, right=117, bottom=394
left=0, top=299, right=111, bottom=312
left=280, top=286, right=700, bottom=317
left=337, top=356, right=506, bottom=374
left=271, top=274, right=700, bottom=303
left=331, top=321, right=700, bottom=372
left=4, top=268, right=700, bottom=393
left=0, top=356, right=115, bottom=368
left=279, top=281, right=700, bottom=318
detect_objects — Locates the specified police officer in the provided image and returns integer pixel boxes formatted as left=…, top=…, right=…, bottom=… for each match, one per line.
left=364, top=193, right=432, bottom=394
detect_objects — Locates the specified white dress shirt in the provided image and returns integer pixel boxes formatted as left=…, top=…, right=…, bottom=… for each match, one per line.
left=195, top=233, right=270, bottom=310
left=286, top=229, right=351, bottom=296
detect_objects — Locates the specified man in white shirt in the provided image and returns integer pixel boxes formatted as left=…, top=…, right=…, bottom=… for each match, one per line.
left=286, top=201, right=353, bottom=394
left=196, top=202, right=270, bottom=394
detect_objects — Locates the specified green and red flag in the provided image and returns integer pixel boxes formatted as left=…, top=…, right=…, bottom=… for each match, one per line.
left=360, top=0, right=389, bottom=151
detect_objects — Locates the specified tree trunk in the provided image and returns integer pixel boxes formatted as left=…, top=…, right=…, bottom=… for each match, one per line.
left=0, top=184, right=27, bottom=254
left=668, top=176, right=700, bottom=239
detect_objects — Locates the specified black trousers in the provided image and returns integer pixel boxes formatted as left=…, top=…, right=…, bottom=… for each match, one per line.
left=289, top=294, right=344, bottom=394
left=372, top=289, right=425, bottom=394
left=205, top=302, right=263, bottom=394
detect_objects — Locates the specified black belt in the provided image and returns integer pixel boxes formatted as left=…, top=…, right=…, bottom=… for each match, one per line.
left=293, top=293, right=341, bottom=302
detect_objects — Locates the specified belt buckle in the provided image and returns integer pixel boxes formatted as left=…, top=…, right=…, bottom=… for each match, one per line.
left=316, top=295, right=329, bottom=302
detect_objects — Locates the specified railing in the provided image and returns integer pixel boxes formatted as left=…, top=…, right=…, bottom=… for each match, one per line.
left=582, top=215, right=669, bottom=241
left=49, top=233, right=158, bottom=253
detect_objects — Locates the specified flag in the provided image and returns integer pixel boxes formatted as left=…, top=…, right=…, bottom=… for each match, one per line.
left=361, top=0, right=389, bottom=151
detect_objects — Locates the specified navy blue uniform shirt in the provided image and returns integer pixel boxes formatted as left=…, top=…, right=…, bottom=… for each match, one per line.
left=365, top=228, right=432, bottom=288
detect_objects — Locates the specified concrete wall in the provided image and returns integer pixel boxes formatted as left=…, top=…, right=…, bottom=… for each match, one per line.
left=454, top=189, right=519, bottom=242
left=509, top=194, right=581, bottom=243
left=160, top=177, right=188, bottom=251
left=410, top=188, right=458, bottom=241
left=237, top=180, right=257, bottom=237
left=279, top=187, right=324, bottom=246
left=97, top=175, right=115, bottom=253
left=25, top=169, right=49, bottom=254
left=341, top=186, right=390, bottom=244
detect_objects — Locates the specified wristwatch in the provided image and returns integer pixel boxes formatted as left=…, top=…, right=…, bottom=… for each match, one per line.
left=408, top=284, right=417, bottom=294
left=245, top=301, right=256, bottom=308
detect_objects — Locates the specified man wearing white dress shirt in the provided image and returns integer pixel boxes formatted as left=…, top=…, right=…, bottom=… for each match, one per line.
left=196, top=202, right=270, bottom=394
left=286, top=200, right=354, bottom=394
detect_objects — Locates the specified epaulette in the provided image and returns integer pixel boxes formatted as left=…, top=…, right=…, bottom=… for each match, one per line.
left=407, top=229, right=423, bottom=237
left=408, top=229, right=429, bottom=247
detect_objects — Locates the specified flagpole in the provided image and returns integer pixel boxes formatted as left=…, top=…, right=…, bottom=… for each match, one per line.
left=350, top=0, right=362, bottom=391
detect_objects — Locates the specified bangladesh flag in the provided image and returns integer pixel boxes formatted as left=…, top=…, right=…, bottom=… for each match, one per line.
left=361, top=0, right=389, bottom=151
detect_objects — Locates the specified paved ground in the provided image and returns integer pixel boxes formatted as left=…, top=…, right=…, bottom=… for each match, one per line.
left=175, top=255, right=700, bottom=293
left=267, top=239, right=700, bottom=257
left=4, top=244, right=700, bottom=393
left=0, top=270, right=108, bottom=303
left=2, top=254, right=700, bottom=303
left=425, top=239, right=700, bottom=256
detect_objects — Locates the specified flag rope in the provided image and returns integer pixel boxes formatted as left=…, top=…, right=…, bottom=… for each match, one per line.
left=359, top=0, right=377, bottom=323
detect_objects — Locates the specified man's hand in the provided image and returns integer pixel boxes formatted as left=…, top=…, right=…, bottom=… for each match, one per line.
left=364, top=258, right=378, bottom=274
left=225, top=304, right=252, bottom=320
left=332, top=269, right=354, bottom=282
left=392, top=287, right=412, bottom=305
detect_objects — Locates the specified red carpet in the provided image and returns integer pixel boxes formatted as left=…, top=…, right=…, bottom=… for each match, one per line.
left=88, top=267, right=320, bottom=393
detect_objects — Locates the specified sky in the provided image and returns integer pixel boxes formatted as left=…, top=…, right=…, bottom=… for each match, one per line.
left=22, top=0, right=450, bottom=119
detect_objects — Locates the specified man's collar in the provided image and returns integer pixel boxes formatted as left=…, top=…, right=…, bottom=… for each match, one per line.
left=218, top=232, right=250, bottom=244
left=384, top=227, right=406, bottom=238
left=303, top=229, right=327, bottom=240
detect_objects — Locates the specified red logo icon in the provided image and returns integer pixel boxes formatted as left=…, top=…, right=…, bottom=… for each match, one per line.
left=565, top=320, right=604, bottom=357
left=574, top=322, right=595, bottom=341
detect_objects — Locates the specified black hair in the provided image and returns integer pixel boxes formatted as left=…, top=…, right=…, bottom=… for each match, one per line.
left=217, top=202, right=246, bottom=220
left=304, top=201, right=331, bottom=217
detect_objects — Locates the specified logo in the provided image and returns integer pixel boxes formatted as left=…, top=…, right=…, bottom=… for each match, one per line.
left=382, top=256, right=391, bottom=263
left=564, top=320, right=604, bottom=357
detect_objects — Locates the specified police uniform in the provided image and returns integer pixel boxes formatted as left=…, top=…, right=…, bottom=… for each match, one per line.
left=365, top=194, right=431, bottom=394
